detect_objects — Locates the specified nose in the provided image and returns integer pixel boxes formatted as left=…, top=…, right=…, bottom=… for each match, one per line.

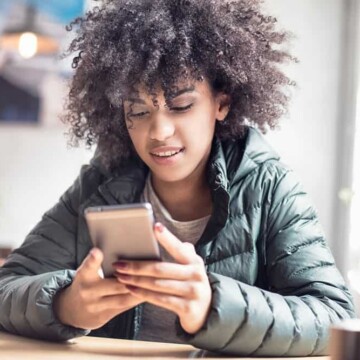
left=149, top=113, right=175, bottom=141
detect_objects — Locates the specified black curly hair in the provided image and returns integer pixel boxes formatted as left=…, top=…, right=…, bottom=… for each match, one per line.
left=62, top=0, right=294, bottom=169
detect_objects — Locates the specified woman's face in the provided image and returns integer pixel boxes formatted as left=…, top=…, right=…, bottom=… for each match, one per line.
left=123, top=79, right=229, bottom=186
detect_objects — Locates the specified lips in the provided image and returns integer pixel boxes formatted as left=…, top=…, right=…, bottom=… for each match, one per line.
left=149, top=146, right=184, bottom=158
left=149, top=146, right=185, bottom=165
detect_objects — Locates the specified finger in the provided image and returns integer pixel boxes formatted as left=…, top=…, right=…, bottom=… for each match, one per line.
left=126, top=286, right=184, bottom=315
left=116, top=274, right=200, bottom=298
left=94, top=278, right=131, bottom=296
left=154, top=223, right=200, bottom=265
left=113, top=261, right=203, bottom=281
left=76, top=248, right=104, bottom=282
left=96, top=293, right=143, bottom=312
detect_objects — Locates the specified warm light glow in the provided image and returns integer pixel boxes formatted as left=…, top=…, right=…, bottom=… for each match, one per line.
left=18, top=32, right=38, bottom=59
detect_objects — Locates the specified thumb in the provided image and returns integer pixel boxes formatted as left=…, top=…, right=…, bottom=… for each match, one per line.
left=77, top=247, right=104, bottom=282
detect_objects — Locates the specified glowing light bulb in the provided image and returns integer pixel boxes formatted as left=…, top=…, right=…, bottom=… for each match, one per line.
left=18, top=32, right=38, bottom=59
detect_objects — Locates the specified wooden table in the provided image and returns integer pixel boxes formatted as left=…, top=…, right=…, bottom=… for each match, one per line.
left=0, top=331, right=330, bottom=359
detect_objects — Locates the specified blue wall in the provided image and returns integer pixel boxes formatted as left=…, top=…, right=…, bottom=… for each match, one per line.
left=0, top=0, right=85, bottom=24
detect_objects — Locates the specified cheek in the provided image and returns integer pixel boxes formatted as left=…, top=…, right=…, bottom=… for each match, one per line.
left=126, top=126, right=147, bottom=155
left=190, top=109, right=217, bottom=138
left=126, top=122, right=146, bottom=142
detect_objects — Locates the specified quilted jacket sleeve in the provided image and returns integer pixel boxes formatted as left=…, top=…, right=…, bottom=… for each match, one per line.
left=182, top=166, right=355, bottom=356
left=0, top=165, right=97, bottom=341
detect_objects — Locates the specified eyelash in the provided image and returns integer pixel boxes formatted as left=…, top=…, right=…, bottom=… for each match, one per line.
left=130, top=111, right=149, bottom=118
left=129, top=104, right=193, bottom=118
left=170, top=104, right=193, bottom=112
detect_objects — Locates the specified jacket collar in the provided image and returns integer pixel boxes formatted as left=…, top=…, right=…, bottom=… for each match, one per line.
left=232, top=127, right=280, bottom=182
left=206, top=136, right=229, bottom=191
left=202, top=127, right=280, bottom=191
left=97, top=158, right=149, bottom=205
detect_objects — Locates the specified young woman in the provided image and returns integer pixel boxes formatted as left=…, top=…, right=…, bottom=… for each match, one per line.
left=0, top=0, right=355, bottom=356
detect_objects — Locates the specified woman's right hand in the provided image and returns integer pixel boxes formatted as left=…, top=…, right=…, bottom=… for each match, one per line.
left=53, top=248, right=143, bottom=330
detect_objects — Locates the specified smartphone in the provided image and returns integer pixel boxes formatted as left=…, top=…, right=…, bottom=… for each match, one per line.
left=84, top=203, right=161, bottom=277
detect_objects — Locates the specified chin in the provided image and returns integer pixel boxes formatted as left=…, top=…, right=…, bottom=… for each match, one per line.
left=150, top=167, right=192, bottom=184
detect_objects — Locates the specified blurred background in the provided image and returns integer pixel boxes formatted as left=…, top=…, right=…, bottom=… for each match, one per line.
left=0, top=0, right=359, bottom=301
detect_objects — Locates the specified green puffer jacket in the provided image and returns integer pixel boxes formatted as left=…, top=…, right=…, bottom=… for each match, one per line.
left=0, top=127, right=355, bottom=356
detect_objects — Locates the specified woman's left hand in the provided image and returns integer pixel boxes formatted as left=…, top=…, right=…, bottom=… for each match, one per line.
left=113, top=222, right=212, bottom=334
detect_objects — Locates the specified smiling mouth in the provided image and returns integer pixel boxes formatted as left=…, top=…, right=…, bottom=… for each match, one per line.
left=150, top=148, right=184, bottom=158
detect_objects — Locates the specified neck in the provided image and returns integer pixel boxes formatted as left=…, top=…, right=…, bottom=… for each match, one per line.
left=151, top=170, right=212, bottom=222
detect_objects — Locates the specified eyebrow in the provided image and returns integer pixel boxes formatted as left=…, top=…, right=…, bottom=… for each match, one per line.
left=168, top=86, right=195, bottom=99
left=126, top=97, right=146, bottom=104
left=125, top=86, right=195, bottom=104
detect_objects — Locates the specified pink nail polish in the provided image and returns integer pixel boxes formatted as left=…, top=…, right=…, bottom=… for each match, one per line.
left=90, top=248, right=98, bottom=258
left=113, top=261, right=128, bottom=269
left=155, top=222, right=165, bottom=233
left=126, top=285, right=138, bottom=291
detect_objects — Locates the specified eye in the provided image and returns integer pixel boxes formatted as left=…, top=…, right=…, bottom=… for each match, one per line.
left=169, top=104, right=193, bottom=112
left=129, top=111, right=149, bottom=118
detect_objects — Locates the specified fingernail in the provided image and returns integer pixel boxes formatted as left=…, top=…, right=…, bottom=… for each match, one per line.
left=126, top=285, right=138, bottom=291
left=113, top=261, right=128, bottom=269
left=116, top=273, right=131, bottom=280
left=155, top=222, right=165, bottom=233
left=90, top=248, right=98, bottom=258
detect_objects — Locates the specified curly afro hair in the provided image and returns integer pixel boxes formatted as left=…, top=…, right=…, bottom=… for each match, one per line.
left=62, top=0, right=294, bottom=170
